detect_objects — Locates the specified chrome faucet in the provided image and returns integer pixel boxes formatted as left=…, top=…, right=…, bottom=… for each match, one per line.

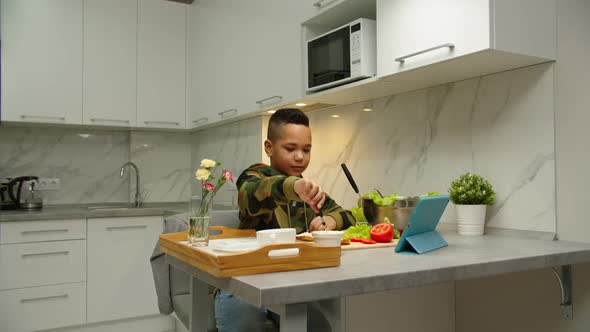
left=120, top=162, right=142, bottom=208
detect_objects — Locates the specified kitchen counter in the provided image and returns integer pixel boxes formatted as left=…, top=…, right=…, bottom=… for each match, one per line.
left=0, top=202, right=214, bottom=222
left=168, top=228, right=590, bottom=331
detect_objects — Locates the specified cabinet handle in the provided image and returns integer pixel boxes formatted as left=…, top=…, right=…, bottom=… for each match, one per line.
left=21, top=251, right=69, bottom=258
left=313, top=0, right=338, bottom=8
left=218, top=109, right=238, bottom=118
left=21, top=229, right=68, bottom=235
left=395, top=43, right=455, bottom=63
left=192, top=117, right=208, bottom=124
left=106, top=225, right=147, bottom=231
left=144, top=121, right=180, bottom=126
left=20, top=114, right=66, bottom=122
left=90, top=118, right=130, bottom=124
left=255, top=95, right=283, bottom=106
left=21, top=294, right=68, bottom=303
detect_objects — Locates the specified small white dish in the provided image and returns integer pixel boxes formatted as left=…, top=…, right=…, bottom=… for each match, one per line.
left=209, top=238, right=260, bottom=253
left=256, top=228, right=296, bottom=246
left=311, top=230, right=344, bottom=246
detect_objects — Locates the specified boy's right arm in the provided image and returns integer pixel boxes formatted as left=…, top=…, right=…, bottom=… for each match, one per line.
left=237, top=170, right=302, bottom=219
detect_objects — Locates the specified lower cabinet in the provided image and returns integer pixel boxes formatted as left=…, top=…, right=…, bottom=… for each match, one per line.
left=87, top=216, right=164, bottom=323
left=0, top=282, right=86, bottom=332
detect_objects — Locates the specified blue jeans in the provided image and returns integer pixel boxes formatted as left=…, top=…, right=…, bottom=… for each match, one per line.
left=214, top=291, right=278, bottom=332
left=214, top=291, right=332, bottom=332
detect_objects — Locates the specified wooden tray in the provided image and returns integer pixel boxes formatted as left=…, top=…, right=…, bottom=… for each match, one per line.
left=160, top=226, right=341, bottom=278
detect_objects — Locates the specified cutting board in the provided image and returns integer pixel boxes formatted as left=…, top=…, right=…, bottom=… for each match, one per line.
left=341, top=239, right=399, bottom=251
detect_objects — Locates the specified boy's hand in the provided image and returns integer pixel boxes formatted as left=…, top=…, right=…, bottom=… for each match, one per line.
left=294, top=178, right=326, bottom=212
left=309, top=216, right=337, bottom=231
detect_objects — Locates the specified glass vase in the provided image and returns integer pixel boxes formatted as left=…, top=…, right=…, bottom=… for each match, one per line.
left=188, top=195, right=212, bottom=246
left=188, top=214, right=211, bottom=246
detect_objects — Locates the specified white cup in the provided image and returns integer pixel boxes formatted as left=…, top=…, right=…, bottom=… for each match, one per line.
left=256, top=228, right=296, bottom=246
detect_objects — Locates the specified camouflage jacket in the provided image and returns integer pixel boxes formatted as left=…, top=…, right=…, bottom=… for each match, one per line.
left=236, top=163, right=356, bottom=233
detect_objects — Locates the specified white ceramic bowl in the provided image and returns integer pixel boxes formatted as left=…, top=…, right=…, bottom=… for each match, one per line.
left=311, top=230, right=344, bottom=247
left=256, top=228, right=296, bottom=246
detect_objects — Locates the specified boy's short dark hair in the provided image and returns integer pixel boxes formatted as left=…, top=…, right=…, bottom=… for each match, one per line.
left=267, top=108, right=309, bottom=141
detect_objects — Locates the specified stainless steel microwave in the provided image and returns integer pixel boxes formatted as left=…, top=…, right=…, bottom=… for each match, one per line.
left=306, top=18, right=376, bottom=93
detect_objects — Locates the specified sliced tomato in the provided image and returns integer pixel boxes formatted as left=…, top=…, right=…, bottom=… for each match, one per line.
left=370, top=223, right=394, bottom=243
left=360, top=238, right=377, bottom=244
left=350, top=237, right=364, bottom=242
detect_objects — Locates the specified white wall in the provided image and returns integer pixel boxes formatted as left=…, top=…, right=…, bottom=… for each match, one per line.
left=456, top=1, right=590, bottom=331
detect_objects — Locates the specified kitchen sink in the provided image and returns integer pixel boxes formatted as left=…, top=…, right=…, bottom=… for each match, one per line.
left=87, top=205, right=135, bottom=211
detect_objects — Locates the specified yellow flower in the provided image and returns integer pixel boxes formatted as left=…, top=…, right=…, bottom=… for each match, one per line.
left=195, top=168, right=210, bottom=181
left=200, top=159, right=216, bottom=168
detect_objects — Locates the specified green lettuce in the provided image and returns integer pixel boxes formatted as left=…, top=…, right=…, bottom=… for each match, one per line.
left=349, top=207, right=367, bottom=223
left=342, top=224, right=372, bottom=240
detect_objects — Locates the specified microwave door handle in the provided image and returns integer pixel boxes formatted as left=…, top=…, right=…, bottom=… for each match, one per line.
left=395, top=43, right=455, bottom=63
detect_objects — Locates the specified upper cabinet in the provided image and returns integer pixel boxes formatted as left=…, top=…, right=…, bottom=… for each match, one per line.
left=297, top=0, right=556, bottom=109
left=83, top=0, right=137, bottom=127
left=187, top=0, right=314, bottom=128
left=377, top=0, right=556, bottom=78
left=137, top=0, right=187, bottom=129
left=1, top=0, right=83, bottom=125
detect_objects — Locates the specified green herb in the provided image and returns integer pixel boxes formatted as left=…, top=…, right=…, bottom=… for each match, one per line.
left=349, top=207, right=367, bottom=223
left=342, top=224, right=372, bottom=240
left=448, top=173, right=496, bottom=205
left=362, top=190, right=398, bottom=206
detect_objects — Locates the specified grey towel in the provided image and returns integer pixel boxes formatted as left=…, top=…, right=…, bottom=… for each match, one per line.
left=150, top=212, right=189, bottom=315
left=150, top=210, right=241, bottom=316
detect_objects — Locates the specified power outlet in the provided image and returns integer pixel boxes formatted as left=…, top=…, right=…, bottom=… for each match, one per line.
left=37, top=178, right=61, bottom=190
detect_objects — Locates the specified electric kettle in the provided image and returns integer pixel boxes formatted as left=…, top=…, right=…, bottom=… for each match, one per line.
left=7, top=176, right=44, bottom=211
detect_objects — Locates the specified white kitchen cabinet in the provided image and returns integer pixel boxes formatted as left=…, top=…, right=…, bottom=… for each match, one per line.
left=0, top=240, right=86, bottom=290
left=0, top=0, right=83, bottom=125
left=0, top=218, right=87, bottom=331
left=0, top=218, right=86, bottom=244
left=83, top=0, right=137, bottom=127
left=87, top=216, right=164, bottom=323
left=377, top=0, right=556, bottom=78
left=0, top=282, right=86, bottom=332
left=187, top=0, right=313, bottom=128
left=137, top=0, right=187, bottom=129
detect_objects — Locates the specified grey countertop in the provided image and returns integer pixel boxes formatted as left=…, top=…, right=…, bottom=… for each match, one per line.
left=0, top=202, right=192, bottom=222
left=168, top=228, right=590, bottom=307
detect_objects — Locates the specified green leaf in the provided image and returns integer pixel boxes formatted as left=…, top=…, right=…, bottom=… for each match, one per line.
left=342, top=224, right=372, bottom=240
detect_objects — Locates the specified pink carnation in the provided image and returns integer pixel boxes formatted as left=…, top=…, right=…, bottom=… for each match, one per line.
left=223, top=169, right=234, bottom=183
left=201, top=182, right=215, bottom=192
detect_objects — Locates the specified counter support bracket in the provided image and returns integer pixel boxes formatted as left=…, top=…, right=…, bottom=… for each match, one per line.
left=551, top=265, right=573, bottom=320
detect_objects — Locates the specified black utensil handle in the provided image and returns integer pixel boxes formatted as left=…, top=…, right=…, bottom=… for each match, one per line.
left=340, top=163, right=359, bottom=194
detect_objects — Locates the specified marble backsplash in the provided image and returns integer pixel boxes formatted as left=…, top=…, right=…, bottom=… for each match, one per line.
left=188, top=63, right=556, bottom=233
left=0, top=127, right=192, bottom=204
left=130, top=131, right=192, bottom=203
left=304, top=63, right=555, bottom=232
left=190, top=117, right=267, bottom=206
left=0, top=63, right=556, bottom=233
left=0, top=127, right=130, bottom=204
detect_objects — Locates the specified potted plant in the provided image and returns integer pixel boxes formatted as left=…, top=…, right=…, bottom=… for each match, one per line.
left=448, top=172, right=496, bottom=236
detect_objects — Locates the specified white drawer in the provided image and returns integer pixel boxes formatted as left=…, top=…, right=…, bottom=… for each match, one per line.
left=0, top=240, right=86, bottom=290
left=0, top=282, right=86, bottom=332
left=0, top=219, right=86, bottom=244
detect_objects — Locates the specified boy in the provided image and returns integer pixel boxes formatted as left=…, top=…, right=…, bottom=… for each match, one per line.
left=236, top=108, right=355, bottom=233
left=214, top=109, right=355, bottom=331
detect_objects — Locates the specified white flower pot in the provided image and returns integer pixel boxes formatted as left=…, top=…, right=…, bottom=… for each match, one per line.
left=455, top=204, right=487, bottom=236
